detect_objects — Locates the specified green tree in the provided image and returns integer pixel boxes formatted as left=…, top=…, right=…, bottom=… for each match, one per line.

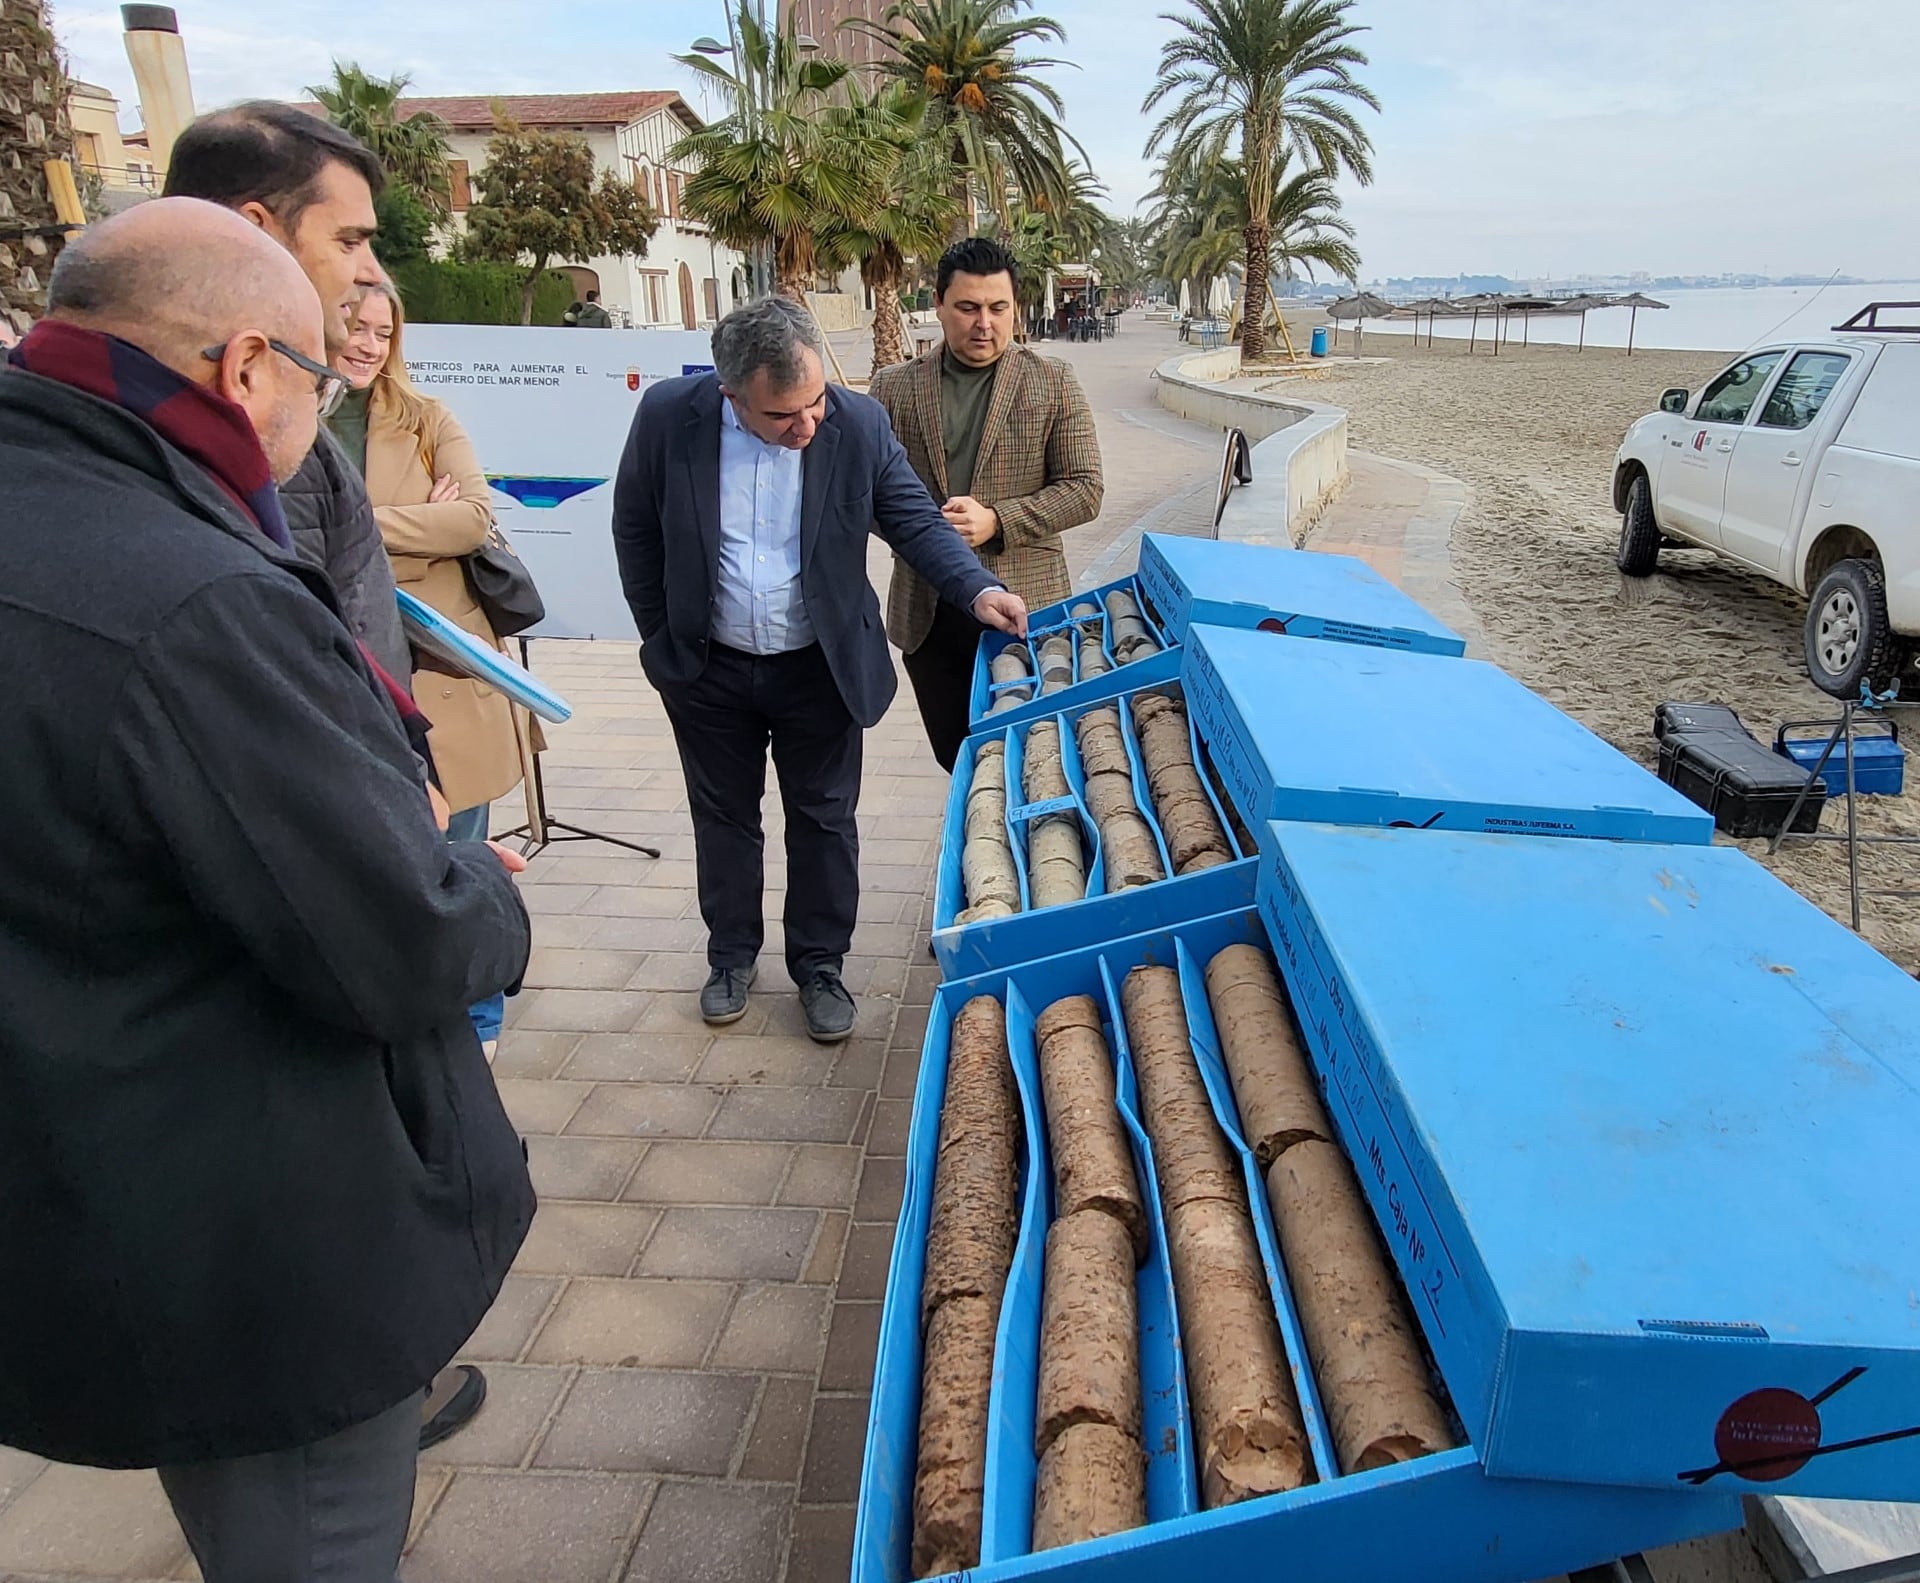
left=0, top=0, right=75, bottom=325
left=307, top=62, right=455, bottom=217
left=818, top=86, right=960, bottom=371
left=372, top=181, right=436, bottom=267
left=672, top=5, right=884, bottom=301
left=463, top=117, right=659, bottom=324
left=1145, top=0, right=1377, bottom=357
left=846, top=0, right=1084, bottom=236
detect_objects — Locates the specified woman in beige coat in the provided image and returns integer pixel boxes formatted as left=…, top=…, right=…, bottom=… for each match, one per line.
left=331, top=282, right=525, bottom=826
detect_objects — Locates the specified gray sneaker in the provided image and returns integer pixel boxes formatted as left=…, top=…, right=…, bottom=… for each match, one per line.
left=799, top=970, right=857, bottom=1044
left=701, top=964, right=758, bottom=1025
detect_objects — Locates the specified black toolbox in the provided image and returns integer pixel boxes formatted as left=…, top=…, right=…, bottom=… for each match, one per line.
left=1654, top=700, right=1750, bottom=741
left=1658, top=731, right=1825, bottom=838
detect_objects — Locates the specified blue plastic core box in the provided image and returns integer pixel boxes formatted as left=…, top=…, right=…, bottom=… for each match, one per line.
left=854, top=910, right=1738, bottom=1583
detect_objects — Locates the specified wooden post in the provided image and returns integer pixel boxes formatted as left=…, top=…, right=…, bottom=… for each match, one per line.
left=1274, top=302, right=1300, bottom=362
left=43, top=161, right=87, bottom=229
left=1628, top=306, right=1639, bottom=357
left=804, top=292, right=853, bottom=385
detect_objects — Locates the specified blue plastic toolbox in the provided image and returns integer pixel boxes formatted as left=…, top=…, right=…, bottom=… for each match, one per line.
left=1775, top=718, right=1905, bottom=796
left=1184, top=623, right=1714, bottom=844
left=933, top=679, right=1255, bottom=978
left=855, top=911, right=1737, bottom=1582
left=969, top=575, right=1182, bottom=736
left=1258, top=822, right=1920, bottom=1498
left=1135, top=533, right=1466, bottom=654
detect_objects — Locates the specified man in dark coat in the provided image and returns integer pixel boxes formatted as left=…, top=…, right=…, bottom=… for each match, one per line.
left=164, top=100, right=500, bottom=1450
left=164, top=101, right=411, bottom=686
left=0, top=200, right=533, bottom=1579
left=613, top=297, right=1026, bottom=1041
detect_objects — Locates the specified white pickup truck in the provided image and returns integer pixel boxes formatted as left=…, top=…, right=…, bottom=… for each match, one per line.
left=1612, top=304, right=1920, bottom=697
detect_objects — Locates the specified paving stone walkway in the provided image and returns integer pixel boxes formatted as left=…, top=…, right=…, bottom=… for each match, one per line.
left=0, top=320, right=1465, bottom=1583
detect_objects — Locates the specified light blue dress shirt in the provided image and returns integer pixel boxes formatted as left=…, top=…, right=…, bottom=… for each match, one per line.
left=712, top=398, right=815, bottom=654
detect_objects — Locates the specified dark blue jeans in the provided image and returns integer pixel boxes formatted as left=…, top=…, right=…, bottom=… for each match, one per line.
left=446, top=803, right=506, bottom=1044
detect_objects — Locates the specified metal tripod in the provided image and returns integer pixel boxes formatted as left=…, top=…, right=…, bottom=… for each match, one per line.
left=496, top=638, right=661, bottom=861
left=1768, top=686, right=1918, bottom=931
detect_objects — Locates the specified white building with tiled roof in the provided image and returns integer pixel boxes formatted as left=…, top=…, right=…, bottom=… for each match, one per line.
left=397, top=91, right=746, bottom=329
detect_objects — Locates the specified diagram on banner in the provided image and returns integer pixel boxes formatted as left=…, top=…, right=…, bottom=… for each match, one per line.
left=486, top=477, right=609, bottom=510
left=408, top=325, right=714, bottom=640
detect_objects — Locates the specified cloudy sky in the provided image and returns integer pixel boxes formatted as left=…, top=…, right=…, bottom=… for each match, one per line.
left=56, top=0, right=1920, bottom=281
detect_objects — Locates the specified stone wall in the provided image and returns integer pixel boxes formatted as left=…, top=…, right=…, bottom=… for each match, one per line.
left=1154, top=347, right=1350, bottom=544
left=0, top=0, right=75, bottom=326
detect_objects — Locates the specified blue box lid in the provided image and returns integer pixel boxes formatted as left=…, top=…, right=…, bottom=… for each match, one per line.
left=1137, top=534, right=1465, bottom=654
left=1258, top=821, right=1920, bottom=1498
left=1185, top=624, right=1713, bottom=845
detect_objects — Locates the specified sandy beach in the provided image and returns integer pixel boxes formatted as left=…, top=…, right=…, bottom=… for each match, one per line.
left=1254, top=335, right=1920, bottom=968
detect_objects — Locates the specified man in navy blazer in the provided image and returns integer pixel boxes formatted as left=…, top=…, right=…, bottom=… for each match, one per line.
left=613, top=298, right=1027, bottom=1040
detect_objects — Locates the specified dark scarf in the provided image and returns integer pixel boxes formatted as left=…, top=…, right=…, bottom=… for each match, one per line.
left=9, top=319, right=292, bottom=549
left=9, top=321, right=433, bottom=749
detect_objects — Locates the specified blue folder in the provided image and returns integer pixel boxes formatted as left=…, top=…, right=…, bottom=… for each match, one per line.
left=395, top=590, right=573, bottom=724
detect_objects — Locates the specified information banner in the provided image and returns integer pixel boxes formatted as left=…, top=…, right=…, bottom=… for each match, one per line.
left=405, top=325, right=715, bottom=640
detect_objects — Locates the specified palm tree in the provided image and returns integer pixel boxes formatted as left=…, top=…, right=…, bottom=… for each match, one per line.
left=818, top=87, right=960, bottom=371
left=845, top=0, right=1084, bottom=236
left=1151, top=149, right=1357, bottom=325
left=1032, top=161, right=1110, bottom=260
left=674, top=6, right=885, bottom=300
left=307, top=62, right=455, bottom=217
left=992, top=207, right=1071, bottom=316
left=1, top=0, right=74, bottom=326
left=1145, top=0, right=1377, bottom=357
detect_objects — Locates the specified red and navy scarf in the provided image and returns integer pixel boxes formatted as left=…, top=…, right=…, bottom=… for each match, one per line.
left=9, top=319, right=293, bottom=549
left=9, top=321, right=430, bottom=740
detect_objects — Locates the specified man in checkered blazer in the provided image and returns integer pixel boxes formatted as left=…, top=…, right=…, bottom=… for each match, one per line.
left=871, top=238, right=1104, bottom=770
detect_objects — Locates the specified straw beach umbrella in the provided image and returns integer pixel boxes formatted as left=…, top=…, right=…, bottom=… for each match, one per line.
left=1557, top=293, right=1606, bottom=351
left=1452, top=292, right=1499, bottom=354
left=1326, top=291, right=1394, bottom=352
left=1401, top=296, right=1452, bottom=348
left=1612, top=292, right=1669, bottom=356
left=1501, top=296, right=1555, bottom=348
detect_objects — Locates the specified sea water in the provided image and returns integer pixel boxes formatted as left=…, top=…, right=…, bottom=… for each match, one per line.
left=1359, top=282, right=1920, bottom=355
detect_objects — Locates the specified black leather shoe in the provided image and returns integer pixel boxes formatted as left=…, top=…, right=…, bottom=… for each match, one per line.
left=800, top=970, right=857, bottom=1044
left=701, top=964, right=758, bottom=1025
left=420, top=1364, right=486, bottom=1450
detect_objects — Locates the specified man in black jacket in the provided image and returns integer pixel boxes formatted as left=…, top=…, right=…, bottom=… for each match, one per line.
left=0, top=200, right=533, bottom=1579
left=163, top=101, right=411, bottom=686
left=613, top=297, right=1026, bottom=1040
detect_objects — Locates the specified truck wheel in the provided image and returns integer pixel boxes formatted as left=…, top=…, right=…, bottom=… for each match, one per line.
left=1616, top=475, right=1660, bottom=576
left=1805, top=558, right=1904, bottom=699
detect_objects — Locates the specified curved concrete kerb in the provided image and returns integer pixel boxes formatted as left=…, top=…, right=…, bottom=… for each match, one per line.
left=1152, top=347, right=1349, bottom=544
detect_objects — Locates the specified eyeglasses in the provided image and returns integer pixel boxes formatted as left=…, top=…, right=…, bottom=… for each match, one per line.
left=201, top=338, right=352, bottom=418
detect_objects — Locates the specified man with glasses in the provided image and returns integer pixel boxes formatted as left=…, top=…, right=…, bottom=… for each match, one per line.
left=206, top=336, right=353, bottom=415
left=164, top=102, right=410, bottom=690
left=0, top=199, right=534, bottom=1583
